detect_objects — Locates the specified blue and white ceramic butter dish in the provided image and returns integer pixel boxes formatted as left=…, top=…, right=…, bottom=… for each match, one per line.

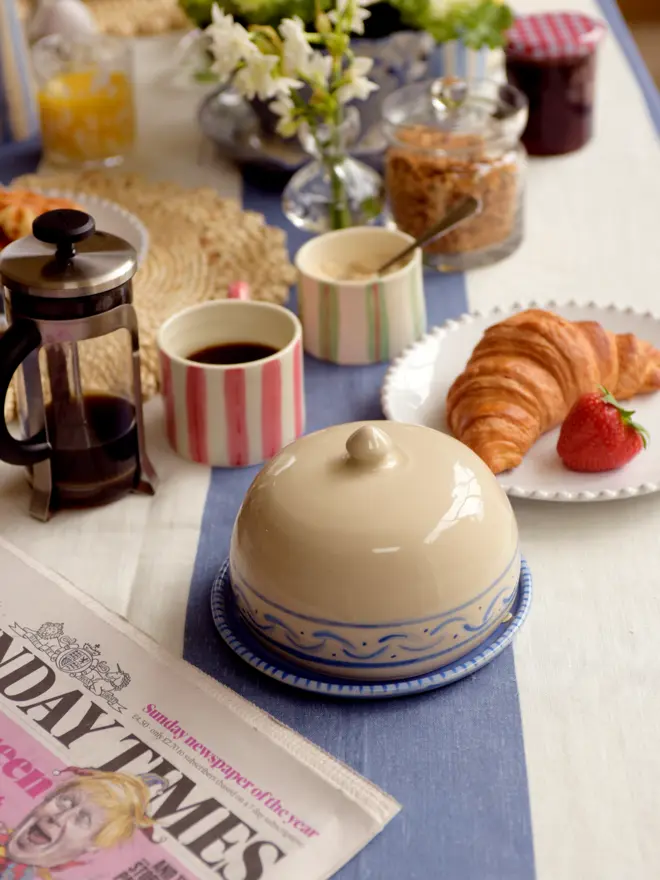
left=228, top=421, right=524, bottom=682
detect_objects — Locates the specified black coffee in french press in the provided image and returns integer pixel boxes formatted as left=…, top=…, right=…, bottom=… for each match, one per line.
left=0, top=209, right=156, bottom=520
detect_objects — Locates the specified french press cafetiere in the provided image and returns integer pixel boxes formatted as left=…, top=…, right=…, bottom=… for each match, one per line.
left=0, top=209, right=156, bottom=521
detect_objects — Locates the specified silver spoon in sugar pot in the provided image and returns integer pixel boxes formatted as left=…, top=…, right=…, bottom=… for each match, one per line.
left=377, top=195, right=481, bottom=275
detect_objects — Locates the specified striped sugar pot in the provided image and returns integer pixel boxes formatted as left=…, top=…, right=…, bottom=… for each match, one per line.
left=158, top=284, right=305, bottom=467
left=295, top=227, right=426, bottom=365
left=425, top=40, right=501, bottom=81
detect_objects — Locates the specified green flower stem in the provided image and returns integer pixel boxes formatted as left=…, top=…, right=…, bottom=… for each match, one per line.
left=311, top=28, right=352, bottom=231
left=327, top=157, right=350, bottom=229
left=324, top=105, right=351, bottom=230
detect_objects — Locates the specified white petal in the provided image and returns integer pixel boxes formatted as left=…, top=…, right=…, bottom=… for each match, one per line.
left=349, top=8, right=371, bottom=34
left=211, top=5, right=233, bottom=25
left=275, top=76, right=304, bottom=94
left=351, top=56, right=374, bottom=77
left=352, top=76, right=379, bottom=99
left=303, top=51, right=332, bottom=82
left=270, top=95, right=294, bottom=115
left=280, top=15, right=307, bottom=39
left=335, top=83, right=355, bottom=104
left=232, top=68, right=257, bottom=100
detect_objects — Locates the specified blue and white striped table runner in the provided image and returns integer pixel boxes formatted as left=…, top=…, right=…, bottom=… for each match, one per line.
left=0, top=0, right=659, bottom=875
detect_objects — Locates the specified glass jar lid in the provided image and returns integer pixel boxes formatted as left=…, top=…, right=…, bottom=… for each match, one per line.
left=0, top=209, right=137, bottom=298
left=382, top=77, right=528, bottom=154
left=506, top=13, right=606, bottom=62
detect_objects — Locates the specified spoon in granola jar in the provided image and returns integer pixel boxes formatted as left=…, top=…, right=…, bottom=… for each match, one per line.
left=378, top=196, right=481, bottom=275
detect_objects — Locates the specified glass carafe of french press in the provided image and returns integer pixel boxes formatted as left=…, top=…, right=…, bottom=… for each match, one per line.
left=0, top=209, right=156, bottom=520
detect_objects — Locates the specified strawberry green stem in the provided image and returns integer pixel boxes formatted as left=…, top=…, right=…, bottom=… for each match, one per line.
left=598, top=386, right=650, bottom=448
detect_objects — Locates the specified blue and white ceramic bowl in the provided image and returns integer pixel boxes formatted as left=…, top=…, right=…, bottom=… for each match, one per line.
left=229, top=421, right=521, bottom=682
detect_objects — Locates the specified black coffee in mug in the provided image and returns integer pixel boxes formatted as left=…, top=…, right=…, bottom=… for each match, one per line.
left=187, top=342, right=278, bottom=365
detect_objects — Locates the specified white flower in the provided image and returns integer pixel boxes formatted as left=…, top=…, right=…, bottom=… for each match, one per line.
left=279, top=18, right=332, bottom=85
left=233, top=52, right=302, bottom=101
left=232, top=53, right=279, bottom=100
left=206, top=7, right=257, bottom=82
left=302, top=50, right=333, bottom=84
left=280, top=16, right=312, bottom=76
left=274, top=75, right=305, bottom=98
left=328, top=0, right=376, bottom=35
left=209, top=7, right=254, bottom=56
left=335, top=56, right=378, bottom=103
left=270, top=94, right=299, bottom=137
left=211, top=3, right=230, bottom=24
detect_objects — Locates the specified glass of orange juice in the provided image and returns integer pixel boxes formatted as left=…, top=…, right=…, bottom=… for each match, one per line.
left=32, top=35, right=136, bottom=168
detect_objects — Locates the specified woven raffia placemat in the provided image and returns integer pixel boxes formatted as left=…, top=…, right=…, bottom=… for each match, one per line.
left=19, top=0, right=188, bottom=37
left=6, top=170, right=295, bottom=421
left=83, top=0, right=188, bottom=36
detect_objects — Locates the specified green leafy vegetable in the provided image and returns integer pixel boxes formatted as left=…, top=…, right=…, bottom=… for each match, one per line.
left=178, top=0, right=513, bottom=49
left=179, top=0, right=326, bottom=28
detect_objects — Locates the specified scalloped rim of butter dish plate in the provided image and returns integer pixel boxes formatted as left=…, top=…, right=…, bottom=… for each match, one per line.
left=381, top=300, right=660, bottom=503
left=210, top=558, right=533, bottom=699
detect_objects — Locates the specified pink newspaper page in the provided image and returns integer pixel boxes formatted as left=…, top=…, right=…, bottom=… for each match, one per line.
left=0, top=538, right=399, bottom=880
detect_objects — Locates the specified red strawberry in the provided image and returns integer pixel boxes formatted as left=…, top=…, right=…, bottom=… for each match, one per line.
left=557, top=386, right=649, bottom=473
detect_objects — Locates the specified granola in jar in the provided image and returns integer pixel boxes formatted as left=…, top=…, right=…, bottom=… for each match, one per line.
left=383, top=78, right=529, bottom=271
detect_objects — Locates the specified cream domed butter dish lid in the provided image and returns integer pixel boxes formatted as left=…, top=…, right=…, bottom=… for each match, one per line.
left=211, top=421, right=532, bottom=698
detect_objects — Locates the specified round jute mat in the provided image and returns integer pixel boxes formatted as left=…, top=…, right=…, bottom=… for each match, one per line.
left=83, top=0, right=188, bottom=37
left=19, top=0, right=189, bottom=37
left=6, top=170, right=295, bottom=422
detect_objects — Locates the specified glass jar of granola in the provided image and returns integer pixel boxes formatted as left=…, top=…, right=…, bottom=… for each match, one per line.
left=383, top=78, right=529, bottom=271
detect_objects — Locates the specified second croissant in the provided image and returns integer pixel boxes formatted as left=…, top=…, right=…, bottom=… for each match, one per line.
left=446, top=309, right=660, bottom=475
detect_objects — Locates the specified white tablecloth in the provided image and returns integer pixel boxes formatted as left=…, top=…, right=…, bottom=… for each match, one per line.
left=2, top=2, right=660, bottom=877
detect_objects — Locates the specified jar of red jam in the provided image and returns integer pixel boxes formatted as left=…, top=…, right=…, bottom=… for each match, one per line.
left=505, top=13, right=606, bottom=157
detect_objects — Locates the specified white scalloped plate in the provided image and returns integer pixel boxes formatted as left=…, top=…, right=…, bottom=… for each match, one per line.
left=34, top=189, right=149, bottom=266
left=381, top=301, right=660, bottom=502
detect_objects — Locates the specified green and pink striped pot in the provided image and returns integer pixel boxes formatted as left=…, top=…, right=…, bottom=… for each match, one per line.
left=296, top=228, right=426, bottom=365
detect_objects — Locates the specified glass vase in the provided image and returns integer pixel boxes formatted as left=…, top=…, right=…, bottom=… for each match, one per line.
left=282, top=107, right=385, bottom=233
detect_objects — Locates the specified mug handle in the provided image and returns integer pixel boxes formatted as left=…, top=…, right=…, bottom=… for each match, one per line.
left=227, top=281, right=250, bottom=301
left=0, top=320, right=51, bottom=466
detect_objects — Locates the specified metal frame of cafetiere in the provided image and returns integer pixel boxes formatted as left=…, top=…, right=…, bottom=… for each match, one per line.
left=0, top=209, right=156, bottom=520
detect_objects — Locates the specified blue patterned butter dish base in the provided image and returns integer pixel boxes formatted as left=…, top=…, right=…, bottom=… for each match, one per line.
left=210, top=558, right=532, bottom=699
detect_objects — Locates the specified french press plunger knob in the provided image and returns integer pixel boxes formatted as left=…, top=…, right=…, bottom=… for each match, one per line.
left=0, top=208, right=157, bottom=521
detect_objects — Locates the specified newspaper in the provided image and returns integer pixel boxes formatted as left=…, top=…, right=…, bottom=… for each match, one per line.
left=0, top=538, right=399, bottom=880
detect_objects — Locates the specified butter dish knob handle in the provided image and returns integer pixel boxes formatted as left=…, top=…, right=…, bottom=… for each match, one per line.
left=345, top=425, right=399, bottom=469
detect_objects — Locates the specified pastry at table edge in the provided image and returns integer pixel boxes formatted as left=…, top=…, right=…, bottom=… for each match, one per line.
left=445, top=308, right=660, bottom=474
left=0, top=189, right=83, bottom=248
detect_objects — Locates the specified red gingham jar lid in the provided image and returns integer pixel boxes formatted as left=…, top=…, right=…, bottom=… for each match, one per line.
left=505, top=12, right=606, bottom=61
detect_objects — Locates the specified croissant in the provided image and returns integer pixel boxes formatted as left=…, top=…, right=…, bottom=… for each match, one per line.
left=0, top=189, right=81, bottom=245
left=446, top=309, right=660, bottom=474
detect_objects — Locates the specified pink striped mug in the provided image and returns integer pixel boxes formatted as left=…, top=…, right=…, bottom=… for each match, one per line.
left=296, top=227, right=426, bottom=365
left=158, top=293, right=305, bottom=467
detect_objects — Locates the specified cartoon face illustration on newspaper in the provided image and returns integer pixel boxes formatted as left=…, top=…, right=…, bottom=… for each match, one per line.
left=0, top=767, right=168, bottom=879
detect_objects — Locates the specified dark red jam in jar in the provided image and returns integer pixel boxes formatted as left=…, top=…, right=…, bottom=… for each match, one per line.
left=505, top=13, right=606, bottom=156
